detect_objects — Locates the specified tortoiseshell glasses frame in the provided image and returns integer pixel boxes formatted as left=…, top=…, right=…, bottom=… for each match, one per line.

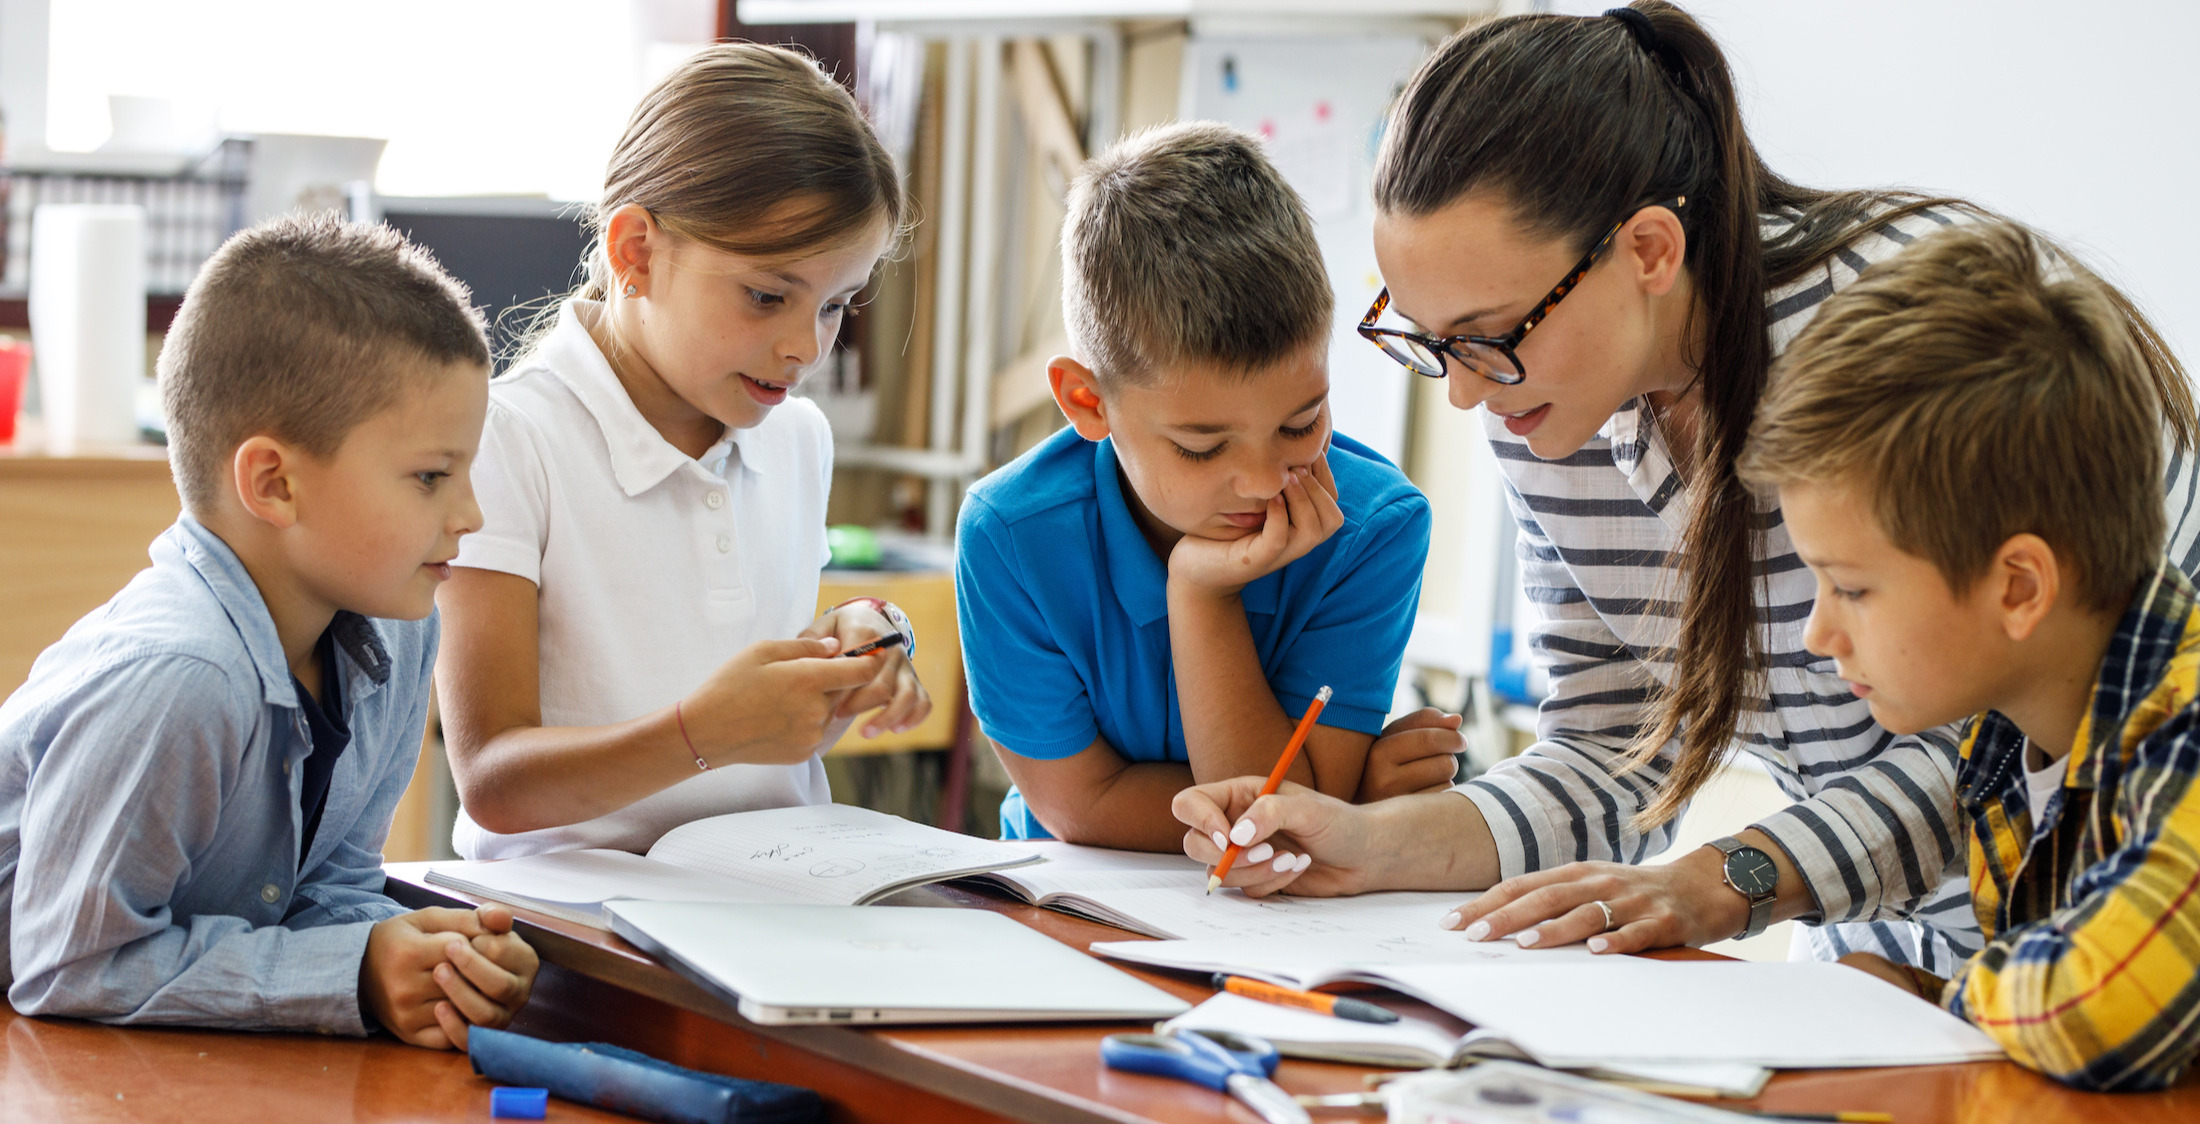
left=1357, top=196, right=1687, bottom=385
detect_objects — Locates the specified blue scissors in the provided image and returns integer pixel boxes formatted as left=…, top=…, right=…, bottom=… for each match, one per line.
left=1100, top=1029, right=1310, bottom=1124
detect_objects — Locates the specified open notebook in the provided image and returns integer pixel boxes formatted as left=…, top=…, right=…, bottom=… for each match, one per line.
left=424, top=804, right=1040, bottom=928
left=965, top=841, right=1480, bottom=940
left=1107, top=943, right=2002, bottom=1071
left=1161, top=992, right=1771, bottom=1098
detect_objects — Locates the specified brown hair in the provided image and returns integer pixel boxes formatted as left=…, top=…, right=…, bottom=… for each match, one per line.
left=1741, top=221, right=2196, bottom=611
left=580, top=42, right=905, bottom=304
left=159, top=215, right=489, bottom=515
left=1374, top=0, right=1995, bottom=827
left=1062, top=121, right=1332, bottom=386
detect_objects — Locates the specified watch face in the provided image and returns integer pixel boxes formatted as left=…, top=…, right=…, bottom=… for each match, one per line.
left=1725, top=848, right=1780, bottom=897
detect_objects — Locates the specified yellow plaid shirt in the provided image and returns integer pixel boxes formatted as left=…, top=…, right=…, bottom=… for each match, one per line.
left=1945, top=557, right=2200, bottom=1091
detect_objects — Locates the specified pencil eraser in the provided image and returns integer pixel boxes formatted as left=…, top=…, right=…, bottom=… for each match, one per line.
left=490, top=1086, right=548, bottom=1119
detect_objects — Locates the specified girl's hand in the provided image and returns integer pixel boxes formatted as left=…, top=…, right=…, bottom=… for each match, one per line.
left=684, top=637, right=885, bottom=766
left=1172, top=776, right=1376, bottom=898
left=801, top=604, right=932, bottom=738
left=1168, top=457, right=1344, bottom=597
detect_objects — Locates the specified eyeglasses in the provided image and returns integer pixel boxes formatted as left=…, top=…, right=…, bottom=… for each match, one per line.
left=1358, top=196, right=1686, bottom=385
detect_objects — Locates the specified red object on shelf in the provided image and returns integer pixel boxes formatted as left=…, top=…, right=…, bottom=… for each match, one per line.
left=0, top=338, right=29, bottom=444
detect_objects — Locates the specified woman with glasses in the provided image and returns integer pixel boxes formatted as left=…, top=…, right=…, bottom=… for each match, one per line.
left=1175, top=1, right=2200, bottom=975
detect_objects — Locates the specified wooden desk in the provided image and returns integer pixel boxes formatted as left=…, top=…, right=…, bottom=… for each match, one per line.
left=0, top=1002, right=638, bottom=1123
left=372, top=868, right=2200, bottom=1124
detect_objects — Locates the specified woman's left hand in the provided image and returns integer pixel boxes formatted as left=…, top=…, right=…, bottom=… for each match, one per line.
left=1441, top=851, right=1749, bottom=954
left=802, top=604, right=933, bottom=738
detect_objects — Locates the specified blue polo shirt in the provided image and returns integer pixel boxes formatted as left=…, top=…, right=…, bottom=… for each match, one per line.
left=957, top=426, right=1431, bottom=840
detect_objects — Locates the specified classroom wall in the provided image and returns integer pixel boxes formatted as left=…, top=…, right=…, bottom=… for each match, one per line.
left=1546, top=0, right=2200, bottom=366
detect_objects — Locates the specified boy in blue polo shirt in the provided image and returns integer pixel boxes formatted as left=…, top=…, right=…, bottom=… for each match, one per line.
left=957, top=122, right=1449, bottom=850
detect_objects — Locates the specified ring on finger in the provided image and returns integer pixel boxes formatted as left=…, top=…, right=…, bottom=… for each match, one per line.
left=1592, top=900, right=1616, bottom=932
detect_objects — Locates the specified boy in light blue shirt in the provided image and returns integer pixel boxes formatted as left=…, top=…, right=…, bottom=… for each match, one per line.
left=958, top=123, right=1453, bottom=850
left=0, top=217, right=537, bottom=1048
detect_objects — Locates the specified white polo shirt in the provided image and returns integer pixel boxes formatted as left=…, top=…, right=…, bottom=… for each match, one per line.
left=449, top=300, right=833, bottom=860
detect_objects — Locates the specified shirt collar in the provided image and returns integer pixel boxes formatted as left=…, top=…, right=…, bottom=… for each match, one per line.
left=1095, top=438, right=1171, bottom=627
left=2067, top=556, right=2199, bottom=787
left=166, top=516, right=393, bottom=709
left=542, top=301, right=753, bottom=498
left=1092, top=436, right=1287, bottom=626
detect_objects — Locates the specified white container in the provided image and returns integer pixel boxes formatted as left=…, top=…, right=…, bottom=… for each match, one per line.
left=30, top=204, right=147, bottom=451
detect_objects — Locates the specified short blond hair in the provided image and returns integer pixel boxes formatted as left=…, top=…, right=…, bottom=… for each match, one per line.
left=1061, top=122, right=1331, bottom=386
left=160, top=216, right=489, bottom=514
left=1740, top=221, right=2195, bottom=610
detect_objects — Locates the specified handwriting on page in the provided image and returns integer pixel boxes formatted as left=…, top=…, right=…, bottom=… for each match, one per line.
left=645, top=803, right=1036, bottom=905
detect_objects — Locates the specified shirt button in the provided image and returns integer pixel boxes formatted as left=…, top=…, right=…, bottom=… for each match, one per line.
left=716, top=534, right=732, bottom=553
left=281, top=760, right=291, bottom=775
left=705, top=490, right=725, bottom=510
left=260, top=883, right=280, bottom=904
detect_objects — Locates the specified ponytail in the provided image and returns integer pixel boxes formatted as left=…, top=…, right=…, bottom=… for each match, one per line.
left=1375, top=1, right=1975, bottom=827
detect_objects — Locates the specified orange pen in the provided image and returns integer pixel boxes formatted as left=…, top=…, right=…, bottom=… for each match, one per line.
left=1213, top=973, right=1400, bottom=1024
left=1206, top=685, right=1330, bottom=894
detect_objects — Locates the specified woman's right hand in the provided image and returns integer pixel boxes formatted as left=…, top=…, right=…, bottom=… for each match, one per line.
left=682, top=637, right=886, bottom=766
left=1172, top=777, right=1378, bottom=898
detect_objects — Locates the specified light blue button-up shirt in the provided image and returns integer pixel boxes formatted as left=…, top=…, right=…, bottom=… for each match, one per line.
left=0, top=515, right=431, bottom=1033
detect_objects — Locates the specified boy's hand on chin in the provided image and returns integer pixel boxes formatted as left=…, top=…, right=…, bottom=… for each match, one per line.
left=1170, top=457, right=1344, bottom=596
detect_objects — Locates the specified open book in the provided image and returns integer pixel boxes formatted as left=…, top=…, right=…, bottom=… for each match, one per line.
left=424, top=804, right=1040, bottom=928
left=1161, top=993, right=1771, bottom=1097
left=965, top=841, right=1484, bottom=940
left=1102, top=940, right=2002, bottom=1071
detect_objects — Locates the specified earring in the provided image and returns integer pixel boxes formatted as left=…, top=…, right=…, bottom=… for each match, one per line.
left=623, top=283, right=638, bottom=298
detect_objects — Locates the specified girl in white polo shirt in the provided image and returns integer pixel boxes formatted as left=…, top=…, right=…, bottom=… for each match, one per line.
left=434, top=44, right=929, bottom=859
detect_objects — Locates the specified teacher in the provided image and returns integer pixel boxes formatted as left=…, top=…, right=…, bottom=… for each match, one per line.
left=1175, top=1, right=2200, bottom=972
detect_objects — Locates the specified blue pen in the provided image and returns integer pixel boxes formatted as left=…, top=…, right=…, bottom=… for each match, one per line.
left=1100, top=1029, right=1308, bottom=1124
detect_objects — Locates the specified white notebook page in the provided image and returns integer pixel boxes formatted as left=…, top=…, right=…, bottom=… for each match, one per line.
left=644, top=803, right=1038, bottom=905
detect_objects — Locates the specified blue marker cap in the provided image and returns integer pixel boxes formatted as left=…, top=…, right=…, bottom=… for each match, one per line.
left=490, top=1086, right=549, bottom=1119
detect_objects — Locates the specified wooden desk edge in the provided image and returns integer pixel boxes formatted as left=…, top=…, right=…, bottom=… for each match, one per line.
left=385, top=871, right=1145, bottom=1124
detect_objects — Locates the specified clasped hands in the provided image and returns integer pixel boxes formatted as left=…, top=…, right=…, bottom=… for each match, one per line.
left=362, top=904, right=539, bottom=1049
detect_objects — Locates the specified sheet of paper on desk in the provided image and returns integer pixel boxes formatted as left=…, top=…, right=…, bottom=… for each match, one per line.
left=1070, top=886, right=1487, bottom=941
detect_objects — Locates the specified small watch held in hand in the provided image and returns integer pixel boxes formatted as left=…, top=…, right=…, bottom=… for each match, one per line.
left=831, top=596, right=915, bottom=660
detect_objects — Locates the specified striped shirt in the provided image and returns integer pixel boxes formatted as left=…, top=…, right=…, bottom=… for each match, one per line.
left=1455, top=206, right=2200, bottom=971
left=1944, top=557, right=2200, bottom=1091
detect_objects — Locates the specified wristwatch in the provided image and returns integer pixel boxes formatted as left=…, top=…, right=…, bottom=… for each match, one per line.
left=1709, top=836, right=1779, bottom=940
left=832, top=596, right=914, bottom=659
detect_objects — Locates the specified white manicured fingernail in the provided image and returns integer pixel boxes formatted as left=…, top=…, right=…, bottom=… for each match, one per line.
left=1272, top=853, right=1295, bottom=873
left=1230, top=819, right=1257, bottom=846
left=1441, top=911, right=1462, bottom=930
left=1463, top=920, right=1491, bottom=941
left=1245, top=843, right=1274, bottom=864
left=1211, top=830, right=1229, bottom=850
left=1294, top=853, right=1312, bottom=872
left=1588, top=937, right=1610, bottom=953
left=1516, top=929, right=1541, bottom=947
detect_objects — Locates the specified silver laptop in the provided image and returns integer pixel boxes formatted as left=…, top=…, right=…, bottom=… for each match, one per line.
left=605, top=901, right=1191, bottom=1026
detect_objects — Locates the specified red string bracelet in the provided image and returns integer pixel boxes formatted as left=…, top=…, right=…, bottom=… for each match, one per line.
left=674, top=699, right=709, bottom=771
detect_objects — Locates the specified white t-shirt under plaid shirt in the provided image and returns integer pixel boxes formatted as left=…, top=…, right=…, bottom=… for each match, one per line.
left=1453, top=207, right=2200, bottom=972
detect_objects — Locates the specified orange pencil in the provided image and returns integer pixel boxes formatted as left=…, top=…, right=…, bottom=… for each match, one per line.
left=1206, top=685, right=1330, bottom=894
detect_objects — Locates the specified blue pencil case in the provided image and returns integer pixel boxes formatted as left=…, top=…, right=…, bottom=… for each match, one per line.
left=468, top=1027, right=825, bottom=1124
